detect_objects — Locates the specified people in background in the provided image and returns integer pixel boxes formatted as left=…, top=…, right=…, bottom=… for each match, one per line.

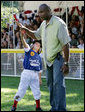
left=77, top=38, right=84, bottom=49
left=70, top=33, right=79, bottom=48
left=1, top=7, right=84, bottom=49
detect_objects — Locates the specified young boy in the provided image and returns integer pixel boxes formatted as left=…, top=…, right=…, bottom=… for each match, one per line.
left=11, top=30, right=43, bottom=111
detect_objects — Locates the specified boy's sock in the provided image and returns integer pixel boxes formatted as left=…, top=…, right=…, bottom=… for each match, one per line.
left=13, top=100, right=18, bottom=108
left=36, top=99, right=40, bottom=108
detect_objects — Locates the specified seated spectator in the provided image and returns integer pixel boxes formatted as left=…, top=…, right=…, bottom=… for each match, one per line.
left=77, top=38, right=84, bottom=49
left=70, top=33, right=79, bottom=48
left=80, top=19, right=84, bottom=35
left=1, top=42, right=5, bottom=48
left=13, top=20, right=18, bottom=30
left=72, top=26, right=78, bottom=35
left=71, top=45, right=78, bottom=48
left=8, top=38, right=13, bottom=48
left=6, top=23, right=10, bottom=32
left=5, top=33, right=9, bottom=43
left=2, top=28, right=7, bottom=35
left=68, top=28, right=72, bottom=38
left=19, top=13, right=24, bottom=24
left=3, top=41, right=8, bottom=48
left=33, top=15, right=42, bottom=27
left=9, top=42, right=13, bottom=49
left=16, top=40, right=23, bottom=49
left=77, top=31, right=82, bottom=39
left=15, top=32, right=21, bottom=47
left=79, top=10, right=84, bottom=25
left=23, top=15, right=30, bottom=25
left=1, top=32, right=8, bottom=44
left=8, top=25, right=13, bottom=39
left=33, top=24, right=38, bottom=30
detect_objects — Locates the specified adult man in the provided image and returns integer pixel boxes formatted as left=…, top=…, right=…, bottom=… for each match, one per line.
left=17, top=4, right=71, bottom=111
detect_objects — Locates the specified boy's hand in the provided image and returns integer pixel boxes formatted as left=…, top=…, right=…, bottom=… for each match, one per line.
left=16, top=21, right=25, bottom=29
left=20, top=29, right=26, bottom=35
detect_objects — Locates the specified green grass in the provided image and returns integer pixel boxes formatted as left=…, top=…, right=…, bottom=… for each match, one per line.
left=1, top=76, right=84, bottom=111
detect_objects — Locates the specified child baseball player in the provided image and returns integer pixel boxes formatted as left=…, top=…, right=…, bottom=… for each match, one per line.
left=11, top=30, right=43, bottom=111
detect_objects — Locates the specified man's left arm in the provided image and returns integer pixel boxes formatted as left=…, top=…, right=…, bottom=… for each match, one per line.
left=63, top=43, right=69, bottom=63
left=62, top=43, right=69, bottom=75
left=58, top=22, right=71, bottom=76
left=39, top=57, right=43, bottom=84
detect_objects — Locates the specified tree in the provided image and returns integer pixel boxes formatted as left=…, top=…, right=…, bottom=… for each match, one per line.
left=1, top=2, right=18, bottom=29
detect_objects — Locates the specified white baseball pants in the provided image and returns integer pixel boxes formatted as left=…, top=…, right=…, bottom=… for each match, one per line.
left=14, top=69, right=41, bottom=101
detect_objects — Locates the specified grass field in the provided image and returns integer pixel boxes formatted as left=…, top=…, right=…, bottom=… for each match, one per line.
left=1, top=76, right=84, bottom=111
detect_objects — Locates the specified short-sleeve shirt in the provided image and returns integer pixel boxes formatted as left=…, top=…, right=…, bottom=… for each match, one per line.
left=34, top=15, right=71, bottom=67
left=23, top=47, right=42, bottom=72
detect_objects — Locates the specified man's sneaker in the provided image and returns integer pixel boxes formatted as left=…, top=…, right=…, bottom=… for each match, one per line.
left=36, top=107, right=43, bottom=111
left=11, top=106, right=16, bottom=111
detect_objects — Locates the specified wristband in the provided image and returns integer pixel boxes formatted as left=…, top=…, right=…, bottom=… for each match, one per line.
left=64, top=62, right=68, bottom=65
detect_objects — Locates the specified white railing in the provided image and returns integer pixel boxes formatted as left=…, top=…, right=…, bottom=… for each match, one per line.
left=1, top=49, right=84, bottom=80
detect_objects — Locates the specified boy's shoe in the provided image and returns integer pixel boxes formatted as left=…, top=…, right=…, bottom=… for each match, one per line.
left=11, top=106, right=16, bottom=111
left=36, top=107, right=43, bottom=111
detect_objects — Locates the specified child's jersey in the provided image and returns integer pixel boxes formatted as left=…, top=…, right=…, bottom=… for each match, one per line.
left=23, top=47, right=42, bottom=72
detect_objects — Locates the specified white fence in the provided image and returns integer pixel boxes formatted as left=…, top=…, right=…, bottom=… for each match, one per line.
left=1, top=49, right=84, bottom=80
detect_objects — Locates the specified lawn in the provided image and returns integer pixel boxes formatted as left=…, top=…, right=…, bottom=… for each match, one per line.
left=1, top=76, right=84, bottom=111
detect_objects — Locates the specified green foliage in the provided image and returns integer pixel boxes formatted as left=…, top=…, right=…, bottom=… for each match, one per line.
left=1, top=1, right=18, bottom=8
left=1, top=76, right=84, bottom=111
left=1, top=2, right=18, bottom=29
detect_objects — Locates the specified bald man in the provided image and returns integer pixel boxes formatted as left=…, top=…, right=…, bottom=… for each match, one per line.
left=17, top=4, right=71, bottom=111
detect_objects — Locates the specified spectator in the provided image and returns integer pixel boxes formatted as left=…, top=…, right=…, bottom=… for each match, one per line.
left=33, top=24, right=38, bottom=30
left=80, top=19, right=84, bottom=35
left=77, top=38, right=84, bottom=49
left=3, top=41, right=8, bottom=48
left=71, top=45, right=77, bottom=48
left=23, top=15, right=30, bottom=25
left=79, top=11, right=84, bottom=25
left=9, top=42, right=13, bottom=49
left=9, top=24, right=13, bottom=39
left=1, top=42, right=5, bottom=48
left=1, top=6, right=84, bottom=49
left=19, top=13, right=24, bottom=24
left=13, top=20, right=18, bottom=31
left=15, top=32, right=21, bottom=47
left=1, top=32, right=8, bottom=44
left=70, top=33, right=79, bottom=48
left=2, top=28, right=7, bottom=35
left=5, top=33, right=9, bottom=43
left=6, top=23, right=10, bottom=32
left=33, top=15, right=42, bottom=27
left=9, top=38, right=13, bottom=48
left=16, top=40, right=23, bottom=49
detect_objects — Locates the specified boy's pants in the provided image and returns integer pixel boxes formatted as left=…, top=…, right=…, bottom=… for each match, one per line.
left=14, top=69, right=41, bottom=101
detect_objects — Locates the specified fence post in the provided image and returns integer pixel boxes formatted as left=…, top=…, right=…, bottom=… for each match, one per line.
left=14, top=53, right=16, bottom=76
left=80, top=53, right=82, bottom=79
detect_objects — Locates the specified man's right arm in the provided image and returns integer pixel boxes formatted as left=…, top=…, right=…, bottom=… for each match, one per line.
left=21, top=26, right=37, bottom=40
left=17, top=22, right=41, bottom=40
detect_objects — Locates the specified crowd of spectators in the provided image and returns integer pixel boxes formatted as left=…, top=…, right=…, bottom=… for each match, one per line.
left=66, top=7, right=84, bottom=49
left=1, top=14, right=42, bottom=49
left=1, top=6, right=84, bottom=49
